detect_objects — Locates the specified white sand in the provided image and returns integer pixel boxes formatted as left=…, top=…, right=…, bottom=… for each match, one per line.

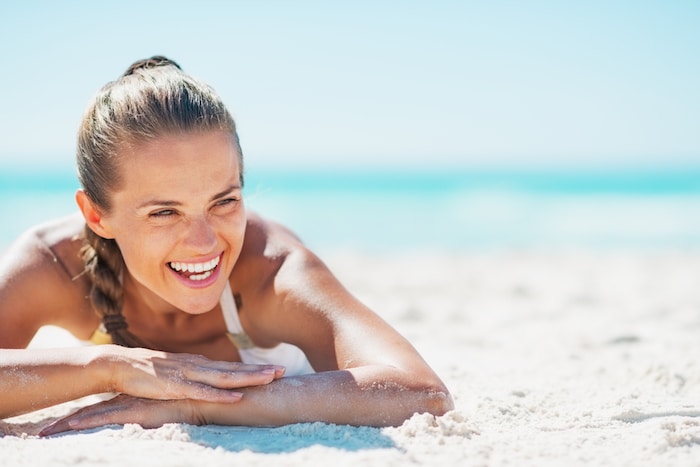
left=2, top=250, right=700, bottom=466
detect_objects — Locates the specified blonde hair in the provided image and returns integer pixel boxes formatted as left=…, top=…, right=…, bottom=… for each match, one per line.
left=77, top=56, right=243, bottom=346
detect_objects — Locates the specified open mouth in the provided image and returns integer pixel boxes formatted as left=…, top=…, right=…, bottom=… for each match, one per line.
left=168, top=255, right=221, bottom=281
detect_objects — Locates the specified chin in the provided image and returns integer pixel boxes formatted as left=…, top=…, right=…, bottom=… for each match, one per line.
left=179, top=291, right=222, bottom=315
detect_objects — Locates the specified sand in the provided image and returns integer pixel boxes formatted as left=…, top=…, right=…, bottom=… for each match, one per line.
left=2, top=249, right=700, bottom=466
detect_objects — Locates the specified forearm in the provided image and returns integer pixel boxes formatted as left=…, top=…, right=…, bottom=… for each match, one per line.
left=195, top=365, right=453, bottom=427
left=0, top=347, right=112, bottom=419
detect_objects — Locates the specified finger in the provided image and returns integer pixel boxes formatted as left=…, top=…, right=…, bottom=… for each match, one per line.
left=192, top=361, right=287, bottom=379
left=39, top=418, right=74, bottom=437
left=63, top=406, right=137, bottom=432
left=62, top=397, right=199, bottom=432
left=38, top=407, right=108, bottom=437
left=41, top=410, right=124, bottom=436
left=172, top=353, right=285, bottom=377
left=39, top=396, right=129, bottom=436
left=175, top=383, right=244, bottom=403
left=180, top=366, right=285, bottom=390
left=157, top=353, right=287, bottom=383
left=39, top=395, right=192, bottom=436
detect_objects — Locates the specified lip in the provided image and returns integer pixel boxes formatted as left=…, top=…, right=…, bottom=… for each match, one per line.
left=169, top=252, right=223, bottom=266
left=167, top=252, right=223, bottom=289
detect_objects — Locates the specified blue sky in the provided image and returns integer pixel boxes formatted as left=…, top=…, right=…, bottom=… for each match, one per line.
left=0, top=0, right=698, bottom=171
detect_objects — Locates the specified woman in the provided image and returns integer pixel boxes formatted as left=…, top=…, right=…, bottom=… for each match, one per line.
left=0, top=56, right=453, bottom=435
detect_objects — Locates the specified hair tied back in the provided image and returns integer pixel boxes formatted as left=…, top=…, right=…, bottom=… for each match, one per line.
left=122, top=55, right=182, bottom=77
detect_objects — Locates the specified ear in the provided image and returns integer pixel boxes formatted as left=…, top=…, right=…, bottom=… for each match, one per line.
left=75, top=189, right=115, bottom=239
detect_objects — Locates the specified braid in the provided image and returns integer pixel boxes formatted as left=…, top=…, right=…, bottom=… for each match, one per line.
left=81, top=225, right=145, bottom=347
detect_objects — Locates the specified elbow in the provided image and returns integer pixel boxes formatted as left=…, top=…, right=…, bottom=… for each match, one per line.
left=390, top=376, right=453, bottom=425
left=418, top=379, right=454, bottom=417
left=371, top=380, right=454, bottom=428
left=357, top=367, right=455, bottom=426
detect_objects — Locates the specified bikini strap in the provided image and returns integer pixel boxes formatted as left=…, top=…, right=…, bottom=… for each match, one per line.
left=220, top=282, right=255, bottom=350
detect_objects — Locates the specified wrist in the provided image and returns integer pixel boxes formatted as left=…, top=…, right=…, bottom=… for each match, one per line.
left=87, top=344, right=123, bottom=394
left=184, top=399, right=206, bottom=426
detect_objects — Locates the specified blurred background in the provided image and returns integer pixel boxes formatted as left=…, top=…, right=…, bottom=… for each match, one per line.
left=1, top=0, right=699, bottom=253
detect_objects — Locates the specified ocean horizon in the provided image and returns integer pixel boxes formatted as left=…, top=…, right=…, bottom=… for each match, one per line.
left=2, top=163, right=700, bottom=253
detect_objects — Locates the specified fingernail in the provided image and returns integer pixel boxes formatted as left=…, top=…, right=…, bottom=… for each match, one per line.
left=39, top=423, right=58, bottom=437
left=262, top=368, right=276, bottom=375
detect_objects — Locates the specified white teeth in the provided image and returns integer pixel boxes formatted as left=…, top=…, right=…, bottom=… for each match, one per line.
left=189, top=270, right=213, bottom=281
left=169, top=256, right=220, bottom=277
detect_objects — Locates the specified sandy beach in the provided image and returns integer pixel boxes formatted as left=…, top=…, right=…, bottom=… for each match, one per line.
left=2, top=249, right=700, bottom=466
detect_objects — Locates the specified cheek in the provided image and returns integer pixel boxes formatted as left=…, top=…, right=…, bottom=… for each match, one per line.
left=214, top=205, right=246, bottom=235
left=117, top=240, right=154, bottom=276
left=215, top=215, right=246, bottom=265
left=224, top=214, right=247, bottom=245
left=115, top=228, right=172, bottom=275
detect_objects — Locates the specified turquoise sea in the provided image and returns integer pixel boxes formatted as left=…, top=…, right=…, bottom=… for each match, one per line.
left=2, top=165, right=700, bottom=253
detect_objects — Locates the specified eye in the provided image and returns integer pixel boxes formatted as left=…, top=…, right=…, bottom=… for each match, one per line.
left=216, top=198, right=238, bottom=206
left=150, top=209, right=177, bottom=218
left=214, top=198, right=239, bottom=208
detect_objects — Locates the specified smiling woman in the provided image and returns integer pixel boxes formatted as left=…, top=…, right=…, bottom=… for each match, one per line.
left=0, top=56, right=452, bottom=434
left=78, top=131, right=247, bottom=319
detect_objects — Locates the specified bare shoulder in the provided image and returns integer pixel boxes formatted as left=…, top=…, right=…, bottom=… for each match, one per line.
left=233, top=211, right=322, bottom=291
left=2, top=212, right=86, bottom=278
left=234, top=212, right=373, bottom=354
left=234, top=212, right=433, bottom=375
left=232, top=212, right=337, bottom=331
left=0, top=212, right=92, bottom=346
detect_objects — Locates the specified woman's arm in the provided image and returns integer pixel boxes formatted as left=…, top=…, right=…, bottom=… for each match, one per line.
left=200, top=246, right=454, bottom=426
left=198, top=248, right=453, bottom=427
left=0, top=346, right=113, bottom=419
left=0, top=226, right=113, bottom=418
left=0, top=345, right=284, bottom=420
left=40, top=364, right=450, bottom=435
left=199, top=367, right=452, bottom=427
left=0, top=223, right=283, bottom=420
left=40, top=244, right=453, bottom=433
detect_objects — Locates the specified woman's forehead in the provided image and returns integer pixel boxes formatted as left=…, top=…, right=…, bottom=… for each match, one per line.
left=113, top=131, right=241, bottom=201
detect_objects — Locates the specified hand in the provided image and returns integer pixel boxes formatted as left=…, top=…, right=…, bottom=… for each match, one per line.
left=106, top=345, right=285, bottom=403
left=39, top=394, right=193, bottom=436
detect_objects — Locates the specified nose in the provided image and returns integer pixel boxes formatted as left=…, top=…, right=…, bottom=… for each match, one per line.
left=184, top=215, right=217, bottom=253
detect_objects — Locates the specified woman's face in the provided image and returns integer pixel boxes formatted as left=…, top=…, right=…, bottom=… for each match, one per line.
left=98, top=130, right=246, bottom=315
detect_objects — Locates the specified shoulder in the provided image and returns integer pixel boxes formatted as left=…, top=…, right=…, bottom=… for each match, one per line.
left=232, top=212, right=409, bottom=373
left=0, top=213, right=90, bottom=344
left=1, top=212, right=86, bottom=279
left=231, top=211, right=337, bottom=341
left=233, top=211, right=322, bottom=292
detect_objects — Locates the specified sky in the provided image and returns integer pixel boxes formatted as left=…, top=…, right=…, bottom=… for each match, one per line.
left=0, top=0, right=698, bottom=171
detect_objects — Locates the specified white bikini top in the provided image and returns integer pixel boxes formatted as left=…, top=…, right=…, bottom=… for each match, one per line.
left=220, top=282, right=314, bottom=377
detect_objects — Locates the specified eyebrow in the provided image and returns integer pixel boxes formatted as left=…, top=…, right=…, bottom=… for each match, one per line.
left=137, top=184, right=242, bottom=210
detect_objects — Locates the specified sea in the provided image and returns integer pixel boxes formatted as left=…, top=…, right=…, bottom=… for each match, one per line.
left=2, top=164, right=700, bottom=254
